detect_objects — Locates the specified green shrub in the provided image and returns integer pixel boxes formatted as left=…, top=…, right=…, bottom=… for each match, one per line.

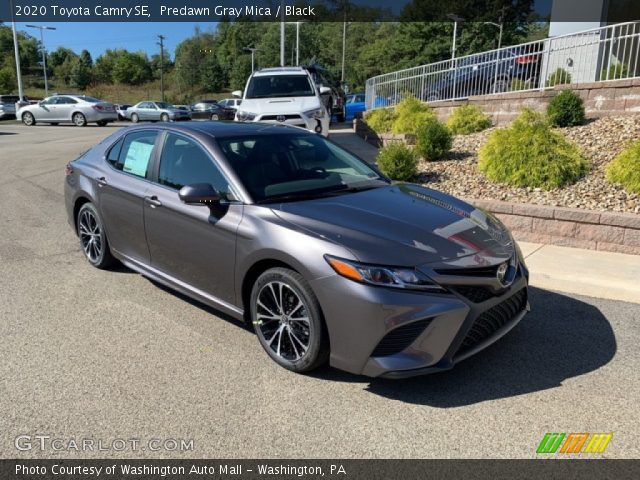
left=546, top=68, right=572, bottom=87
left=365, top=108, right=396, bottom=134
left=415, top=117, right=452, bottom=161
left=376, top=143, right=418, bottom=181
left=547, top=90, right=586, bottom=127
left=600, top=63, right=630, bottom=81
left=446, top=105, right=492, bottom=135
left=478, top=109, right=588, bottom=189
left=391, top=96, right=434, bottom=134
left=606, top=140, right=640, bottom=194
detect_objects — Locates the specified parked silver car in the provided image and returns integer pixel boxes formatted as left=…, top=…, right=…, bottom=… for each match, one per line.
left=0, top=95, right=21, bottom=119
left=18, top=94, right=117, bottom=127
left=126, top=101, right=191, bottom=123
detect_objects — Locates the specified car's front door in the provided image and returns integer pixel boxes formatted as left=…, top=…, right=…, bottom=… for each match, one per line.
left=36, top=97, right=57, bottom=121
left=53, top=96, right=77, bottom=121
left=143, top=132, right=242, bottom=305
left=96, top=130, right=160, bottom=264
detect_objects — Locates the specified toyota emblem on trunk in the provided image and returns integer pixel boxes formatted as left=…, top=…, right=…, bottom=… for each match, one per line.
left=276, top=115, right=286, bottom=122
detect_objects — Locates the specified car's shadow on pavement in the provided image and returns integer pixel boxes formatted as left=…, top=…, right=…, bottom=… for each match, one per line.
left=315, top=287, right=617, bottom=407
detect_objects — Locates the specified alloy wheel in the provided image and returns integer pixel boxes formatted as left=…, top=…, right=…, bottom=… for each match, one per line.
left=255, top=281, right=311, bottom=362
left=73, top=113, right=86, bottom=127
left=78, top=208, right=103, bottom=263
left=22, top=112, right=34, bottom=126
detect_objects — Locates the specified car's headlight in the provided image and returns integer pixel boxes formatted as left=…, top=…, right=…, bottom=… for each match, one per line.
left=236, top=111, right=257, bottom=121
left=325, top=255, right=446, bottom=292
left=303, top=108, right=326, bottom=119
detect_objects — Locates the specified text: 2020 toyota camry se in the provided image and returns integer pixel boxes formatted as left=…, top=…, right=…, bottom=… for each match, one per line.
left=64, top=122, right=529, bottom=378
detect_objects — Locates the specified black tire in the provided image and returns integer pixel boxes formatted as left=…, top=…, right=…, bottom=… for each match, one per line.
left=250, top=267, right=329, bottom=373
left=73, top=112, right=87, bottom=127
left=76, top=203, right=115, bottom=269
left=51, top=122, right=59, bottom=126
left=491, top=77, right=510, bottom=94
left=131, top=113, right=139, bottom=123
left=161, top=113, right=169, bottom=122
left=97, top=120, right=108, bottom=127
left=22, top=112, right=36, bottom=126
left=210, top=113, right=219, bottom=121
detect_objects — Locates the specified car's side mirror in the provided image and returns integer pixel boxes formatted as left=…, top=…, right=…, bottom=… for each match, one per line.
left=319, top=86, right=331, bottom=95
left=179, top=183, right=221, bottom=205
left=232, top=90, right=243, bottom=98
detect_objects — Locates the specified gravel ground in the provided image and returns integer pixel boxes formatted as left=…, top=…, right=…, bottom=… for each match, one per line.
left=417, top=114, right=640, bottom=214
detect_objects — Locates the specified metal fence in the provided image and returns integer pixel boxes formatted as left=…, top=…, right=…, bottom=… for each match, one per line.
left=365, top=21, right=640, bottom=110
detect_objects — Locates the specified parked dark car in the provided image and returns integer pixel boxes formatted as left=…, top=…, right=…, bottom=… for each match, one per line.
left=190, top=101, right=235, bottom=121
left=64, top=122, right=529, bottom=378
left=304, top=64, right=347, bottom=122
left=422, top=48, right=543, bottom=102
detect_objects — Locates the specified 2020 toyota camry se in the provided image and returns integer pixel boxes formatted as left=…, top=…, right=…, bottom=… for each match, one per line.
left=64, top=122, right=529, bottom=378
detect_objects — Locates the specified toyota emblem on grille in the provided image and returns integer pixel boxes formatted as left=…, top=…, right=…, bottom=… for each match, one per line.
left=276, top=115, right=286, bottom=122
left=497, top=262, right=509, bottom=285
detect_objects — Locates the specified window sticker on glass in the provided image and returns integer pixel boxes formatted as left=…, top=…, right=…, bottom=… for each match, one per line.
left=123, top=140, right=153, bottom=177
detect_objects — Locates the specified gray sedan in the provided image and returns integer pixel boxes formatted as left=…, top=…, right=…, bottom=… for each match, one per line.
left=18, top=94, right=117, bottom=126
left=64, top=122, right=529, bottom=378
left=126, top=101, right=191, bottom=123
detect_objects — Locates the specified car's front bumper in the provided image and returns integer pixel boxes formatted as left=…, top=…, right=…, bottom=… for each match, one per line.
left=240, top=114, right=330, bottom=137
left=310, top=265, right=529, bottom=378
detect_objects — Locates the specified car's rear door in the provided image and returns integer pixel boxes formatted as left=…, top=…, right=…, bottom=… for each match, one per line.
left=53, top=96, right=78, bottom=122
left=143, top=131, right=242, bottom=305
left=96, top=129, right=160, bottom=263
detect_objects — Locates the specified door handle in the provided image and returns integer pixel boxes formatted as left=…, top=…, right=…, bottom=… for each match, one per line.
left=96, top=176, right=107, bottom=187
left=144, top=196, right=162, bottom=208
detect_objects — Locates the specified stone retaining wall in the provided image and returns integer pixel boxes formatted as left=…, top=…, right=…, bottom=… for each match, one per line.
left=471, top=199, right=640, bottom=255
left=429, top=78, right=640, bottom=125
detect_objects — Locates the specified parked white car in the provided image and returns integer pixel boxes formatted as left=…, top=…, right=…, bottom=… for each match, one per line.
left=17, top=94, right=117, bottom=127
left=233, top=67, right=331, bottom=137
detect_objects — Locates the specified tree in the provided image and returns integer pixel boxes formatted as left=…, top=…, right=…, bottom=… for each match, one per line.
left=202, top=53, right=225, bottom=92
left=112, top=51, right=152, bottom=85
left=229, top=55, right=252, bottom=91
left=0, top=66, right=16, bottom=92
left=70, top=50, right=93, bottom=89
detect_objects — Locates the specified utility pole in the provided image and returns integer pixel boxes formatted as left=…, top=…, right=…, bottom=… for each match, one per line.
left=8, top=0, right=24, bottom=103
left=280, top=0, right=285, bottom=66
left=244, top=47, right=260, bottom=72
left=157, top=35, right=165, bottom=102
left=341, top=5, right=348, bottom=82
left=26, top=24, right=56, bottom=97
left=286, top=22, right=305, bottom=66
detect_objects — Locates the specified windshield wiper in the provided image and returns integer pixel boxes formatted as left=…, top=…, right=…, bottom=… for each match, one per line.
left=255, top=184, right=385, bottom=204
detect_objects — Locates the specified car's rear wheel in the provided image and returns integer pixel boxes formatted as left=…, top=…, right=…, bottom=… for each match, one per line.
left=251, top=268, right=329, bottom=373
left=131, top=113, right=139, bottom=123
left=22, top=112, right=35, bottom=126
left=161, top=113, right=169, bottom=122
left=77, top=203, right=115, bottom=269
left=73, top=112, right=87, bottom=127
left=491, top=77, right=510, bottom=94
left=210, top=113, right=219, bottom=121
left=97, top=120, right=108, bottom=126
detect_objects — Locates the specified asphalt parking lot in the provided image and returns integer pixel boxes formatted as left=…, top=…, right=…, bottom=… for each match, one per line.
left=1, top=121, right=640, bottom=459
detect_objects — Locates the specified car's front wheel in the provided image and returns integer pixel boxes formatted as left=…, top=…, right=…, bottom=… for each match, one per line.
left=22, top=112, right=36, bottom=126
left=250, top=268, right=329, bottom=373
left=77, top=203, right=115, bottom=269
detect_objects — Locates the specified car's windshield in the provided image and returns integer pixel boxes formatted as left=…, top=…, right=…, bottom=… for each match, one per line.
left=217, top=133, right=388, bottom=203
left=246, top=75, right=315, bottom=99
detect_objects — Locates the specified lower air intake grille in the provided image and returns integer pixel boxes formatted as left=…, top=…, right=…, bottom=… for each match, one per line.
left=372, top=318, right=433, bottom=357
left=456, top=288, right=528, bottom=356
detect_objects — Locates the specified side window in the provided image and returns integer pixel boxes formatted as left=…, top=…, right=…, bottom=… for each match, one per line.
left=106, top=138, right=124, bottom=168
left=108, top=131, right=157, bottom=178
left=158, top=133, right=229, bottom=194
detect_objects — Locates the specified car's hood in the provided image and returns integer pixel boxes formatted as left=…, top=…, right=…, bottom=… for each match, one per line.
left=271, top=184, right=514, bottom=267
left=239, top=96, right=321, bottom=115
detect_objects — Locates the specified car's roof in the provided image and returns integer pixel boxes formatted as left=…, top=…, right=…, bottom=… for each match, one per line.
left=253, top=67, right=308, bottom=77
left=125, top=121, right=311, bottom=139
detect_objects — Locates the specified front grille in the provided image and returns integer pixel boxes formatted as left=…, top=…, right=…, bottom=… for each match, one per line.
left=436, top=265, right=499, bottom=277
left=450, top=286, right=495, bottom=303
left=456, top=288, right=527, bottom=356
left=371, top=318, right=433, bottom=357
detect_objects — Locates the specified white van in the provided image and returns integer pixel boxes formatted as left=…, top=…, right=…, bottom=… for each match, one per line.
left=233, top=67, right=330, bottom=137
